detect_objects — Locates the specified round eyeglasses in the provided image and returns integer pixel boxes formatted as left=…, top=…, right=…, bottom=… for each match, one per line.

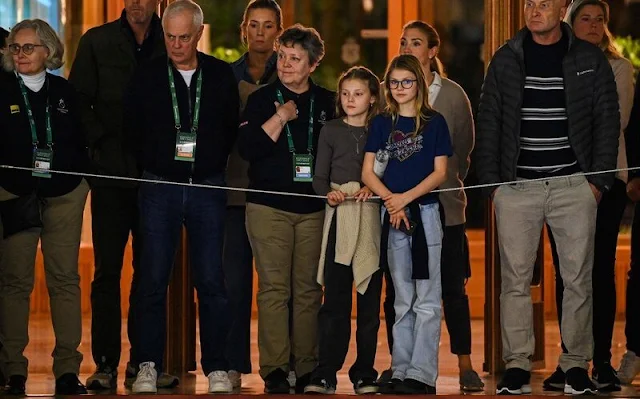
left=8, top=43, right=46, bottom=55
left=389, top=79, right=417, bottom=89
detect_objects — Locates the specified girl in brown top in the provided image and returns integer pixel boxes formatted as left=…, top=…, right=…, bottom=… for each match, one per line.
left=305, top=66, right=382, bottom=395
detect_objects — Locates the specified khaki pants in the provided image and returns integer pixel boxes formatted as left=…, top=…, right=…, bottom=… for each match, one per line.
left=0, top=180, right=89, bottom=378
left=494, top=175, right=596, bottom=371
left=246, top=203, right=324, bottom=379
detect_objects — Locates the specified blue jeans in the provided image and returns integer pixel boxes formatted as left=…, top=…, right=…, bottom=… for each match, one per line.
left=385, top=203, right=443, bottom=386
left=134, top=172, right=229, bottom=374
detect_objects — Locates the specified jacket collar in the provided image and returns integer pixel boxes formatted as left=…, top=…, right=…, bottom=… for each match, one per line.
left=508, top=21, right=575, bottom=60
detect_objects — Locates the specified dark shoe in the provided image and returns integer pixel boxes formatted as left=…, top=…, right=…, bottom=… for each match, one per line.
left=394, top=378, right=435, bottom=395
left=543, top=366, right=565, bottom=391
left=353, top=378, right=378, bottom=395
left=460, top=369, right=484, bottom=392
left=55, top=373, right=88, bottom=395
left=6, top=375, right=26, bottom=395
left=565, top=367, right=596, bottom=395
left=295, top=372, right=312, bottom=394
left=264, top=369, right=290, bottom=394
left=86, top=365, right=117, bottom=390
left=376, top=368, right=392, bottom=386
left=496, top=368, right=531, bottom=395
left=592, top=363, right=621, bottom=392
left=304, top=375, right=336, bottom=394
left=379, top=378, right=402, bottom=394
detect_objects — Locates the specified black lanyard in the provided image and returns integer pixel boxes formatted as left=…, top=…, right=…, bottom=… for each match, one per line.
left=276, top=89, right=314, bottom=155
left=17, top=75, right=52, bottom=149
left=168, top=63, right=203, bottom=133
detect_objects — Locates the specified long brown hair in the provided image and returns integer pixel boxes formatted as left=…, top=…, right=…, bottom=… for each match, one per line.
left=383, top=54, right=436, bottom=136
left=567, top=0, right=622, bottom=59
left=335, top=66, right=381, bottom=127
left=402, top=20, right=446, bottom=77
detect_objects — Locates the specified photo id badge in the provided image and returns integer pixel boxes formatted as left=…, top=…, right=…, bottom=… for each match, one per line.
left=175, top=132, right=196, bottom=162
left=293, top=154, right=313, bottom=182
left=32, top=148, right=53, bottom=179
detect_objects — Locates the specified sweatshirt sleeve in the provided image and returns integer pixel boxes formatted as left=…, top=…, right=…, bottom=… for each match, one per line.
left=312, top=124, right=333, bottom=196
left=237, top=89, right=279, bottom=162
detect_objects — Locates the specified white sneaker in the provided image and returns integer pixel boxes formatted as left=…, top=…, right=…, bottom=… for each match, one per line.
left=132, top=362, right=158, bottom=393
left=208, top=371, right=233, bottom=393
left=228, top=370, right=241, bottom=389
left=618, top=351, right=640, bottom=384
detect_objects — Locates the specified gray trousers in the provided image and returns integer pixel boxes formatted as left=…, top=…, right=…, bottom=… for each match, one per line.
left=493, top=175, right=596, bottom=371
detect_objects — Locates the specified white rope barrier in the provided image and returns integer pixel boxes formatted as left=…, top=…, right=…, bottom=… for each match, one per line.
left=1, top=164, right=639, bottom=200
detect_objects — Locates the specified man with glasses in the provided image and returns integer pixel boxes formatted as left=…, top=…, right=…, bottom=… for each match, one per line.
left=68, top=0, right=174, bottom=391
left=476, top=0, right=619, bottom=394
left=124, top=0, right=239, bottom=394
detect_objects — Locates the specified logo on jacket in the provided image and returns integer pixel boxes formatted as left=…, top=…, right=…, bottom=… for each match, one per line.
left=57, top=98, right=68, bottom=114
left=10, top=105, right=20, bottom=114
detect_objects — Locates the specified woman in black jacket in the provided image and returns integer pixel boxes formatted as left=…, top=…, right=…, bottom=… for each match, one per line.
left=238, top=24, right=335, bottom=394
left=0, top=19, right=88, bottom=396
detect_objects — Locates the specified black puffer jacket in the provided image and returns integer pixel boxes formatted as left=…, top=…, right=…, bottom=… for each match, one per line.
left=476, top=23, right=619, bottom=197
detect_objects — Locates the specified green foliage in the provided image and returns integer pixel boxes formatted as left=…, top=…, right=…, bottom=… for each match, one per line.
left=211, top=46, right=243, bottom=63
left=614, top=36, right=640, bottom=78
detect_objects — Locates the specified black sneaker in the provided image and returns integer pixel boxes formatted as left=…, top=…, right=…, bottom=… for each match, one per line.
left=304, top=375, right=336, bottom=394
left=264, top=368, right=290, bottom=394
left=591, top=363, right=620, bottom=392
left=543, top=366, right=565, bottom=391
left=496, top=368, right=531, bottom=395
left=379, top=378, right=402, bottom=394
left=394, top=378, right=435, bottom=395
left=295, top=372, right=312, bottom=394
left=55, top=373, right=88, bottom=395
left=565, top=367, right=597, bottom=395
left=353, top=378, right=378, bottom=394
left=376, top=368, right=392, bottom=386
left=6, top=375, right=26, bottom=395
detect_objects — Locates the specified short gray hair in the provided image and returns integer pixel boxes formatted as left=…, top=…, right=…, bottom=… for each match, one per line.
left=277, top=24, right=325, bottom=65
left=2, top=19, right=64, bottom=72
left=162, top=0, right=204, bottom=31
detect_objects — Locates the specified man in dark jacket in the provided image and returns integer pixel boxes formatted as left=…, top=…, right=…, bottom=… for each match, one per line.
left=125, top=0, right=239, bottom=394
left=67, top=0, right=177, bottom=391
left=476, top=0, right=619, bottom=395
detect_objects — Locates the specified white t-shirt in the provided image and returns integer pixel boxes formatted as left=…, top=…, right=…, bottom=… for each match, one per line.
left=178, top=69, right=197, bottom=87
left=428, top=71, right=442, bottom=107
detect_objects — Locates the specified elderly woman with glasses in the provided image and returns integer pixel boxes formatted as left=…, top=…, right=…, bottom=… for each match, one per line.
left=543, top=0, right=635, bottom=392
left=0, top=19, right=89, bottom=396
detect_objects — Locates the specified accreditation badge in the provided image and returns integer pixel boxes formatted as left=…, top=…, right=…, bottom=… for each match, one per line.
left=175, top=132, right=197, bottom=162
left=32, top=148, right=53, bottom=179
left=293, top=154, right=314, bottom=182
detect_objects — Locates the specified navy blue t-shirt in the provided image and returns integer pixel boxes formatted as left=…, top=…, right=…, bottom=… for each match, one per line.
left=364, top=113, right=453, bottom=204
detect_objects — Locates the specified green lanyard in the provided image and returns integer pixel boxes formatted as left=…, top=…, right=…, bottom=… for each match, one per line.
left=276, top=89, right=314, bottom=155
left=17, top=75, right=52, bottom=149
left=168, top=63, right=203, bottom=133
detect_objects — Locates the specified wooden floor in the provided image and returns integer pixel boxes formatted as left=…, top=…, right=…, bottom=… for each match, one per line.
left=13, top=317, right=640, bottom=396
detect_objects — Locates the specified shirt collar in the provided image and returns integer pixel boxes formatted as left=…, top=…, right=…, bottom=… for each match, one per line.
left=430, top=72, right=442, bottom=89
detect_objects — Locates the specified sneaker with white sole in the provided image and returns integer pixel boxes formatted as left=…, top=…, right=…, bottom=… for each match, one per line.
left=618, top=351, right=640, bottom=384
left=564, top=367, right=597, bottom=395
left=208, top=371, right=233, bottom=393
left=228, top=370, right=241, bottom=389
left=496, top=368, right=531, bottom=395
left=132, top=362, right=158, bottom=394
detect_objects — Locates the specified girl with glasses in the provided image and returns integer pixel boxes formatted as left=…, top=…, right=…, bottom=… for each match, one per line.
left=361, top=54, right=452, bottom=395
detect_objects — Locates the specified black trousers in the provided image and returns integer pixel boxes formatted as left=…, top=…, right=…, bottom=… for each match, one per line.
left=626, top=200, right=640, bottom=354
left=548, top=179, right=627, bottom=366
left=222, top=206, right=253, bottom=373
left=316, top=218, right=383, bottom=385
left=89, top=186, right=141, bottom=370
left=383, top=224, right=472, bottom=356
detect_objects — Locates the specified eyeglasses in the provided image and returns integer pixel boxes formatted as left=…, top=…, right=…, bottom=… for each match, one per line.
left=8, top=43, right=46, bottom=55
left=389, top=79, right=417, bottom=89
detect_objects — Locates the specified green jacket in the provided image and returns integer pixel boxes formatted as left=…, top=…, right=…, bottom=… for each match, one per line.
left=68, top=12, right=165, bottom=187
